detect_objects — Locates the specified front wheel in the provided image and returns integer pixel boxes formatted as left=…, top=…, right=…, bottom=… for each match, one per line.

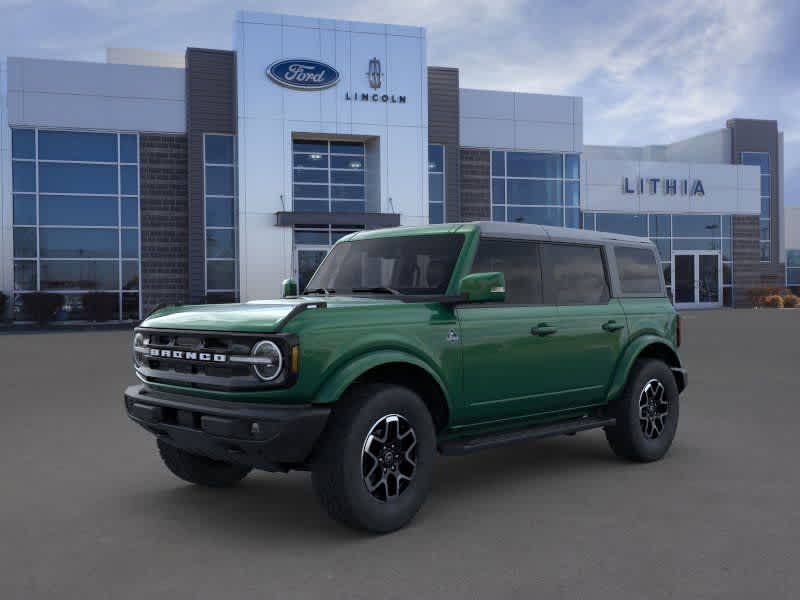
left=311, top=384, right=437, bottom=533
left=605, top=359, right=680, bottom=462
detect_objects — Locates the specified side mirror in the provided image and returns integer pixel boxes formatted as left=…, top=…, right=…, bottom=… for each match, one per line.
left=457, top=272, right=506, bottom=303
left=281, top=278, right=298, bottom=298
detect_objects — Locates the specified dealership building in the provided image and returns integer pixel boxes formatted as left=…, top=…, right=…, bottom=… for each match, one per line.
left=0, top=10, right=793, bottom=321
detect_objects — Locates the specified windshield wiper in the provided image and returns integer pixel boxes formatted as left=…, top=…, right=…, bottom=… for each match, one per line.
left=351, top=286, right=402, bottom=296
left=304, top=287, right=335, bottom=295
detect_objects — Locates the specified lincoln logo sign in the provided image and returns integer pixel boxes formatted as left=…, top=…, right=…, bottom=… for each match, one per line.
left=267, top=59, right=340, bottom=90
left=623, top=177, right=705, bottom=196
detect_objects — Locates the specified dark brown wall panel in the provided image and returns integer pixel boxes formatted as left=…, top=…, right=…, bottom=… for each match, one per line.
left=428, top=67, right=460, bottom=222
left=459, top=149, right=490, bottom=221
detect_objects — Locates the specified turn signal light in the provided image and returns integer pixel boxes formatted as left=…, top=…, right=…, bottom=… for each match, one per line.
left=291, top=345, right=300, bottom=373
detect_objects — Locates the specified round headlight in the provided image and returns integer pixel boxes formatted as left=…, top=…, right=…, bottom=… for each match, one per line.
left=133, top=333, right=145, bottom=368
left=251, top=340, right=283, bottom=381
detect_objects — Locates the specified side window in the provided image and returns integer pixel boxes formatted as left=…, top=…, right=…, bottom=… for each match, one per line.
left=541, top=243, right=610, bottom=305
left=615, top=246, right=663, bottom=295
left=470, top=238, right=542, bottom=304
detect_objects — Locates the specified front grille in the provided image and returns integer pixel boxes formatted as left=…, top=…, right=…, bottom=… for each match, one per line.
left=134, top=328, right=295, bottom=391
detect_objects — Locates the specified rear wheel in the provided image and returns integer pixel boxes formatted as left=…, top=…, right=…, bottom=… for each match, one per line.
left=311, top=384, right=437, bottom=533
left=157, top=439, right=251, bottom=487
left=605, top=359, right=680, bottom=462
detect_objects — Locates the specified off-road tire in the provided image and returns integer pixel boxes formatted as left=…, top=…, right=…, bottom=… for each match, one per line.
left=157, top=439, right=252, bottom=487
left=311, top=383, right=437, bottom=533
left=605, top=359, right=680, bottom=462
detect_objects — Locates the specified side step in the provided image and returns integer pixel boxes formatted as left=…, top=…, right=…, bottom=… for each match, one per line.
left=438, top=416, right=616, bottom=456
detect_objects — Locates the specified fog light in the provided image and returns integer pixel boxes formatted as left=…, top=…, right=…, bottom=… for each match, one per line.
left=251, top=422, right=262, bottom=436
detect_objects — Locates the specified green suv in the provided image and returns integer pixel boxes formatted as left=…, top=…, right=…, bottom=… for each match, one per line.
left=125, top=222, right=686, bottom=532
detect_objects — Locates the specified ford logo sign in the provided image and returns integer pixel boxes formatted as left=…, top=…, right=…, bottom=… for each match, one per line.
left=267, top=59, right=340, bottom=90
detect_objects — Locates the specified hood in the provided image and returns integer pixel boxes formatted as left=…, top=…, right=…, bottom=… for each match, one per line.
left=140, top=296, right=400, bottom=333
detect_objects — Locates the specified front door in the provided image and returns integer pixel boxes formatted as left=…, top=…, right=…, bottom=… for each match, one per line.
left=672, top=251, right=721, bottom=309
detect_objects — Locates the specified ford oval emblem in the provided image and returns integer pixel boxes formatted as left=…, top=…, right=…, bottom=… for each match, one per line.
left=266, top=59, right=340, bottom=90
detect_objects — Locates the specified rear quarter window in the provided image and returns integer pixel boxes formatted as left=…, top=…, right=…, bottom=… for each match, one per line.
left=615, top=246, right=663, bottom=295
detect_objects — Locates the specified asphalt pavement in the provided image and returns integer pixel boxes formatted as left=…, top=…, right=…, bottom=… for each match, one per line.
left=1, top=309, right=798, bottom=599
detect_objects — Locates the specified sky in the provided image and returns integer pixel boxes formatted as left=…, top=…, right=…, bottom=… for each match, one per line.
left=1, top=0, right=798, bottom=204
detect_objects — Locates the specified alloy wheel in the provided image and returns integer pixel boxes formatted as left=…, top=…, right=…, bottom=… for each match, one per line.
left=639, top=378, right=669, bottom=440
left=361, top=414, right=418, bottom=502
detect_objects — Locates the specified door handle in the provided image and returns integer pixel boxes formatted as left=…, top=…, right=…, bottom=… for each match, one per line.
left=602, top=320, right=625, bottom=332
left=531, top=323, right=557, bottom=336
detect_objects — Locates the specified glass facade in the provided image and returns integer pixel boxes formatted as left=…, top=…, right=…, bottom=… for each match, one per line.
left=742, top=152, right=770, bottom=261
left=428, top=144, right=444, bottom=224
left=11, top=128, right=140, bottom=320
left=491, top=150, right=580, bottom=228
left=292, top=140, right=365, bottom=213
left=788, top=250, right=800, bottom=287
left=293, top=225, right=364, bottom=291
left=204, top=134, right=238, bottom=302
left=583, top=212, right=734, bottom=306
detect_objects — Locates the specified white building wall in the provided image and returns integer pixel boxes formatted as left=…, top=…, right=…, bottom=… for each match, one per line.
left=585, top=129, right=731, bottom=165
left=1, top=59, right=11, bottom=299
left=582, top=157, right=761, bottom=215
left=235, top=11, right=429, bottom=300
left=7, top=57, right=185, bottom=132
left=459, top=88, right=582, bottom=152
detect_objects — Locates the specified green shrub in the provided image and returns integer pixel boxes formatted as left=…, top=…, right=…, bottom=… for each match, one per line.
left=82, top=292, right=118, bottom=321
left=762, top=295, right=784, bottom=309
left=782, top=294, right=799, bottom=308
left=22, top=293, right=64, bottom=324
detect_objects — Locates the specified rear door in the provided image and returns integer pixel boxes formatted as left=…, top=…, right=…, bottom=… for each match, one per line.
left=539, top=243, right=628, bottom=409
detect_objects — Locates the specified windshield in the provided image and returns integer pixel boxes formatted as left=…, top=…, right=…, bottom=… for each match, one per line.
left=305, top=234, right=465, bottom=295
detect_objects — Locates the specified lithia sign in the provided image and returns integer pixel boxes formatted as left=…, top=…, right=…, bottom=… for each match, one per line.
left=267, top=57, right=406, bottom=103
left=623, top=177, right=705, bottom=196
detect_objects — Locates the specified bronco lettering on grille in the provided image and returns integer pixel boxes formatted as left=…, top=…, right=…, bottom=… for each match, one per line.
left=149, top=348, right=227, bottom=362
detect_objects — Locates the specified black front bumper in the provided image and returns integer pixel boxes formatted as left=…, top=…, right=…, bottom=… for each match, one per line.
left=124, top=385, right=330, bottom=471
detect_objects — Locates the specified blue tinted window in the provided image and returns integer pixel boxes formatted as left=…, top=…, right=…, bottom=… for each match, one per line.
left=40, top=195, right=118, bottom=226
left=330, top=141, right=364, bottom=155
left=507, top=180, right=562, bottom=205
left=507, top=152, right=562, bottom=178
left=39, top=163, right=118, bottom=194
left=429, top=203, right=444, bottom=224
left=596, top=213, right=647, bottom=237
left=787, top=250, right=800, bottom=268
left=40, top=260, right=119, bottom=290
left=583, top=212, right=595, bottom=230
left=331, top=170, right=364, bottom=185
left=653, top=238, right=671, bottom=261
left=428, top=145, right=444, bottom=172
left=120, top=135, right=138, bottom=163
left=788, top=268, right=800, bottom=285
left=294, top=199, right=328, bottom=212
left=294, top=184, right=329, bottom=199
left=331, top=201, right=366, bottom=213
left=14, top=261, right=37, bottom=291
left=760, top=175, right=770, bottom=197
left=759, top=219, right=770, bottom=240
left=507, top=206, right=563, bottom=226
left=205, top=135, right=234, bottom=164
left=293, top=140, right=328, bottom=154
left=760, top=242, right=770, bottom=261
left=12, top=129, right=35, bottom=159
left=123, top=293, right=140, bottom=320
left=649, top=214, right=671, bottom=237
left=429, top=174, right=444, bottom=204
left=331, top=155, right=362, bottom=169
left=722, top=238, right=732, bottom=261
left=121, top=165, right=138, bottom=195
left=207, top=260, right=236, bottom=290
left=721, top=215, right=732, bottom=237
left=565, top=207, right=580, bottom=229
left=294, top=230, right=329, bottom=245
left=13, top=194, right=36, bottom=225
left=741, top=152, right=769, bottom=174
left=673, top=214, right=721, bottom=237
left=122, top=229, right=139, bottom=258
left=331, top=230, right=358, bottom=242
left=207, top=229, right=236, bottom=258
left=14, top=228, right=37, bottom=258
left=206, top=197, right=235, bottom=227
left=491, top=179, right=505, bottom=205
left=122, top=261, right=139, bottom=290
left=121, top=198, right=139, bottom=226
left=331, top=185, right=364, bottom=200
left=565, top=181, right=579, bottom=206
left=492, top=206, right=506, bottom=221
left=761, top=197, right=770, bottom=218
left=40, top=228, right=118, bottom=258
left=294, top=169, right=329, bottom=183
left=491, top=151, right=505, bottom=177
left=12, top=161, right=36, bottom=192
left=205, top=166, right=235, bottom=195
left=38, top=131, right=117, bottom=162
left=673, top=238, right=721, bottom=252
left=294, top=153, right=329, bottom=168
left=565, top=154, right=580, bottom=179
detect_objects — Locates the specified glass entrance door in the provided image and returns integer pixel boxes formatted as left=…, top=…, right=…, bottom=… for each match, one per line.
left=672, top=252, right=721, bottom=309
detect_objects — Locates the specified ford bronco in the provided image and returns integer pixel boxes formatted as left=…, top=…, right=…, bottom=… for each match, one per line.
left=124, top=222, right=686, bottom=533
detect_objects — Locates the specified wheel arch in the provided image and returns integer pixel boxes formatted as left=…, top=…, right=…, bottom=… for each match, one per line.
left=312, top=351, right=451, bottom=432
left=608, top=337, right=685, bottom=402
